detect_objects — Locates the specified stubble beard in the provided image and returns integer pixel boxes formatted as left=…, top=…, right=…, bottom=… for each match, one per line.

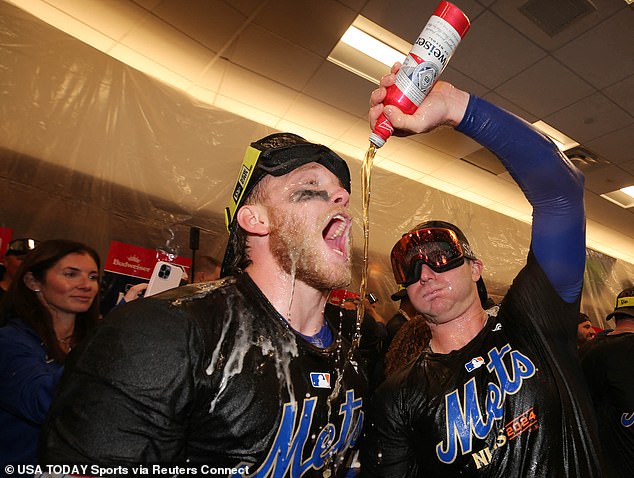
left=268, top=209, right=351, bottom=290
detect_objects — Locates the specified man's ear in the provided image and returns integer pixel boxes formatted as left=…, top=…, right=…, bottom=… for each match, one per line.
left=470, top=259, right=483, bottom=281
left=23, top=271, right=42, bottom=291
left=236, top=204, right=269, bottom=235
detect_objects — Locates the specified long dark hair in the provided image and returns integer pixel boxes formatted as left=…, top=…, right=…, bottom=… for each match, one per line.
left=0, top=239, right=101, bottom=363
left=384, top=316, right=432, bottom=378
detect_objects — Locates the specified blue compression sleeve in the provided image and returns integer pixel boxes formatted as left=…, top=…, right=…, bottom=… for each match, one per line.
left=456, top=95, right=586, bottom=302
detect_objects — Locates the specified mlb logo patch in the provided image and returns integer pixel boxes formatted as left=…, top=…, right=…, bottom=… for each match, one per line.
left=465, top=356, right=485, bottom=372
left=310, top=372, right=331, bottom=389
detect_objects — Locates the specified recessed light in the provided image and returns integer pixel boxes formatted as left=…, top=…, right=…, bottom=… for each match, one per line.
left=328, top=16, right=408, bottom=84
left=601, top=186, right=634, bottom=208
left=532, top=120, right=579, bottom=152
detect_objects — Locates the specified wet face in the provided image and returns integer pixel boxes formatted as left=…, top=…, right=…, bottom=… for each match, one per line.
left=577, top=320, right=596, bottom=346
left=30, top=252, right=99, bottom=319
left=406, top=260, right=480, bottom=324
left=265, top=163, right=352, bottom=290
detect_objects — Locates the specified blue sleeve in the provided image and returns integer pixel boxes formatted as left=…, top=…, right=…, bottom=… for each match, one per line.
left=456, top=96, right=585, bottom=303
left=0, top=330, right=64, bottom=424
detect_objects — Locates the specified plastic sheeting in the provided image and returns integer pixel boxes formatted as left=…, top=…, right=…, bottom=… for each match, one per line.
left=1, top=2, right=632, bottom=327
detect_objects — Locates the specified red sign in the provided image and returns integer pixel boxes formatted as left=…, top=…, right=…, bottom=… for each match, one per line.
left=0, top=227, right=14, bottom=257
left=104, top=241, right=191, bottom=280
left=328, top=289, right=361, bottom=306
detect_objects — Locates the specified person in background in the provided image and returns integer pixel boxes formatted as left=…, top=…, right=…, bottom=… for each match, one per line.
left=42, top=133, right=365, bottom=477
left=0, top=240, right=100, bottom=476
left=580, top=286, right=634, bottom=478
left=361, top=66, right=603, bottom=476
left=0, top=238, right=39, bottom=300
left=117, top=282, right=149, bottom=305
left=325, top=290, right=388, bottom=393
left=192, top=255, right=221, bottom=283
left=385, top=286, right=418, bottom=349
left=383, top=315, right=431, bottom=378
left=577, top=312, right=597, bottom=348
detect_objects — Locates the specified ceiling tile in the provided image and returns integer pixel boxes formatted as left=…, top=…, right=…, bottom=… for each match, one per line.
left=621, top=158, right=634, bottom=176
left=414, top=126, right=482, bottom=159
left=51, top=0, right=150, bottom=41
left=448, top=11, right=546, bottom=89
left=336, top=119, right=376, bottom=151
left=441, top=65, right=489, bottom=97
left=223, top=0, right=267, bottom=17
left=229, top=24, right=323, bottom=91
left=152, top=0, right=247, bottom=53
left=545, top=92, right=633, bottom=144
left=192, top=57, right=229, bottom=94
left=337, top=0, right=366, bottom=11
left=495, top=56, right=594, bottom=118
left=583, top=163, right=634, bottom=195
left=586, top=124, right=634, bottom=166
left=586, top=219, right=634, bottom=265
left=421, top=176, right=467, bottom=196
left=554, top=10, right=634, bottom=89
left=429, top=156, right=499, bottom=190
left=217, top=63, right=297, bottom=118
left=585, top=191, right=634, bottom=238
left=604, top=74, right=634, bottom=118
left=283, top=94, right=361, bottom=139
left=121, top=14, right=216, bottom=79
left=254, top=0, right=356, bottom=58
left=303, top=61, right=374, bottom=118
left=376, top=158, right=426, bottom=183
left=481, top=92, right=538, bottom=123
left=491, top=0, right=623, bottom=52
left=131, top=0, right=162, bottom=10
left=362, top=0, right=484, bottom=44
left=461, top=148, right=506, bottom=175
left=382, top=138, right=455, bottom=176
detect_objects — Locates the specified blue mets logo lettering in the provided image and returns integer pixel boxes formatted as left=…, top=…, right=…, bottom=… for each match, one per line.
left=239, top=390, right=363, bottom=478
left=436, top=344, right=536, bottom=464
left=622, top=412, right=634, bottom=428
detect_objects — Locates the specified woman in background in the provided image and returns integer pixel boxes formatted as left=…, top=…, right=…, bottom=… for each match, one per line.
left=0, top=239, right=100, bottom=473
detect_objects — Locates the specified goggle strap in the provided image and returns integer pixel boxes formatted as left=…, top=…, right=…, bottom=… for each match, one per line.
left=225, top=145, right=262, bottom=232
left=617, top=296, right=634, bottom=309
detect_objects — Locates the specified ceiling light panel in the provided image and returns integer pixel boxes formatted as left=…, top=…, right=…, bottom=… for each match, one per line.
left=328, top=15, right=408, bottom=84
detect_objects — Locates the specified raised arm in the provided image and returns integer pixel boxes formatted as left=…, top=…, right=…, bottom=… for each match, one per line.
left=370, top=68, right=585, bottom=302
left=456, top=95, right=585, bottom=302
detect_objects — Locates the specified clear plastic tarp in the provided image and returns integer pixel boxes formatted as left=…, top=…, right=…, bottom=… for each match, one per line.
left=1, top=2, right=632, bottom=327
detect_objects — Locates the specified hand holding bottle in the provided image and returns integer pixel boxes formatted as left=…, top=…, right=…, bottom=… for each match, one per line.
left=370, top=64, right=469, bottom=137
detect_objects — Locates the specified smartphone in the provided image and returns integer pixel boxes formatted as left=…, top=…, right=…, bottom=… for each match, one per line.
left=145, top=261, right=184, bottom=297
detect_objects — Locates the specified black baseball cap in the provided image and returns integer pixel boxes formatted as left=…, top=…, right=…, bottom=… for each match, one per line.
left=605, top=287, right=634, bottom=321
left=221, top=133, right=350, bottom=277
left=4, top=238, right=40, bottom=257
left=390, top=285, right=407, bottom=301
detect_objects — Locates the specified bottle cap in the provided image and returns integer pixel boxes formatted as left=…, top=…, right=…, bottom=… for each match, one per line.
left=369, top=132, right=386, bottom=149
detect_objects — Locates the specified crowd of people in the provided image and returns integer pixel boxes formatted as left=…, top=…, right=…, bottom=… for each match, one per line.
left=1, top=65, right=632, bottom=478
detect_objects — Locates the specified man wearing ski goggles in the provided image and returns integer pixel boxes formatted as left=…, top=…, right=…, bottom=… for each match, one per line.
left=362, top=64, right=598, bottom=476
left=390, top=222, right=477, bottom=287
